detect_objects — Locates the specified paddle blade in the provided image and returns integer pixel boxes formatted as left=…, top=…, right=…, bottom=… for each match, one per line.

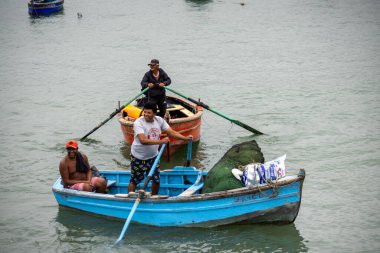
left=231, top=120, right=264, bottom=135
left=115, top=198, right=141, bottom=244
left=165, top=87, right=264, bottom=135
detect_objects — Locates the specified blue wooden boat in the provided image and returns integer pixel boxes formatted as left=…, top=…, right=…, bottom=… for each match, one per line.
left=52, top=166, right=305, bottom=227
left=28, top=0, right=64, bottom=16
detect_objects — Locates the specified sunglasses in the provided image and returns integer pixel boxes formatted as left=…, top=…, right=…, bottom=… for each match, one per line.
left=66, top=147, right=77, bottom=151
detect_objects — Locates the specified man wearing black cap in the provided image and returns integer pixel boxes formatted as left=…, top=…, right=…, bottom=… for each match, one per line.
left=141, top=59, right=171, bottom=117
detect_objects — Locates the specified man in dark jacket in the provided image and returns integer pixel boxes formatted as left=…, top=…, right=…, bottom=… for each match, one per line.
left=141, top=59, right=171, bottom=117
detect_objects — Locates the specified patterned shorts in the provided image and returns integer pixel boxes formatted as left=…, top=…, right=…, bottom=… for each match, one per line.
left=130, top=155, right=160, bottom=185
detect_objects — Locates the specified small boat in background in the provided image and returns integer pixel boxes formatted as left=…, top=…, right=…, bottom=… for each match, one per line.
left=28, top=0, right=64, bottom=16
left=118, top=95, right=203, bottom=156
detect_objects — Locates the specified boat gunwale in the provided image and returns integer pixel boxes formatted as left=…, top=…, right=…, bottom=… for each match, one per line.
left=28, top=0, right=63, bottom=3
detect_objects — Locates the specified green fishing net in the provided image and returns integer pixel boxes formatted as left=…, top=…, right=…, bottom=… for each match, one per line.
left=202, top=140, right=265, bottom=193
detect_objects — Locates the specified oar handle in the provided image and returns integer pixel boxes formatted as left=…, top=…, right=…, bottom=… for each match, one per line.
left=80, top=87, right=149, bottom=141
left=186, top=140, right=192, bottom=167
left=166, top=142, right=170, bottom=161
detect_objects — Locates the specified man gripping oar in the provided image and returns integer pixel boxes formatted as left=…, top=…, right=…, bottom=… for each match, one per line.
left=140, top=59, right=171, bottom=117
left=115, top=143, right=167, bottom=245
left=127, top=102, right=192, bottom=195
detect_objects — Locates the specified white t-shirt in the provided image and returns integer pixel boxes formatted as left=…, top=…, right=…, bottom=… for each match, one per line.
left=131, top=116, right=169, bottom=160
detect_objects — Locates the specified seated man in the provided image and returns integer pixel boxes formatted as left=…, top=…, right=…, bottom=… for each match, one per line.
left=59, top=140, right=106, bottom=193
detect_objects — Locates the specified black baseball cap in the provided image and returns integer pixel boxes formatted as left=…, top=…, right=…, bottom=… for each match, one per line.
left=148, top=59, right=159, bottom=66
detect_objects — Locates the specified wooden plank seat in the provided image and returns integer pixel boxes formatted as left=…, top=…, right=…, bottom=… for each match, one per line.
left=178, top=181, right=204, bottom=197
left=167, top=104, right=194, bottom=117
left=178, top=172, right=204, bottom=197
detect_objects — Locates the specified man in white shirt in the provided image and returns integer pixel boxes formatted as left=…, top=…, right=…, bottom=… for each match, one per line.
left=128, top=102, right=192, bottom=195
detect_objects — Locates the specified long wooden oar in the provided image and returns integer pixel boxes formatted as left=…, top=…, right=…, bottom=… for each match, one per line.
left=115, top=143, right=166, bottom=244
left=165, top=87, right=264, bottom=135
left=165, top=117, right=170, bottom=161
left=80, top=87, right=149, bottom=141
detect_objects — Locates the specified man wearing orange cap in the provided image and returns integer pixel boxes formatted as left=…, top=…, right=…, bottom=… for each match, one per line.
left=59, top=140, right=106, bottom=193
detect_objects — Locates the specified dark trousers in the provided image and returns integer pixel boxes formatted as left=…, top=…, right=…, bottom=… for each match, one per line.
left=147, top=95, right=166, bottom=117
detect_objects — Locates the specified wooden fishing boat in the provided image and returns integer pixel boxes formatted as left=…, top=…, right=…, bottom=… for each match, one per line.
left=118, top=95, right=203, bottom=155
left=52, top=167, right=305, bottom=227
left=28, top=0, right=64, bottom=16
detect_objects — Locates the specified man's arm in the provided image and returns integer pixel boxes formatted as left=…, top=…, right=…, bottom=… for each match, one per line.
left=166, top=128, right=192, bottom=141
left=160, top=69, right=171, bottom=86
left=137, top=133, right=169, bottom=145
left=59, top=160, right=71, bottom=186
left=141, top=72, right=150, bottom=89
left=59, top=160, right=89, bottom=186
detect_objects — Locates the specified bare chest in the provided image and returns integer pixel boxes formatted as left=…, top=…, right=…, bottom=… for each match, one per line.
left=66, top=159, right=87, bottom=180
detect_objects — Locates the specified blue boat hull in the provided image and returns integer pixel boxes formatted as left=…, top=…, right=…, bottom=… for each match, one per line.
left=28, top=0, right=64, bottom=15
left=52, top=167, right=305, bottom=227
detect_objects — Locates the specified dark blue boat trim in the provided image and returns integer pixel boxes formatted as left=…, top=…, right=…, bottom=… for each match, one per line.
left=28, top=0, right=64, bottom=15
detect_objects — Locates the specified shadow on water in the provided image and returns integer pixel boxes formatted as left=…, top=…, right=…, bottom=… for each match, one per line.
left=185, top=0, right=213, bottom=5
left=79, top=137, right=103, bottom=147
left=55, top=207, right=308, bottom=252
left=48, top=139, right=103, bottom=155
left=185, top=0, right=213, bottom=10
left=29, top=10, right=65, bottom=22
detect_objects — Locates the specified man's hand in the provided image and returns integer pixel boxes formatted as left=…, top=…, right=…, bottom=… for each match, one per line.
left=148, top=83, right=154, bottom=88
left=187, top=135, right=193, bottom=141
left=158, top=82, right=165, bottom=87
left=161, top=137, right=170, bottom=144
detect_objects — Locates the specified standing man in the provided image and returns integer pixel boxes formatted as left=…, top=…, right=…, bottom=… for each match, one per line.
left=128, top=102, right=192, bottom=195
left=141, top=59, right=171, bottom=117
left=59, top=140, right=107, bottom=193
